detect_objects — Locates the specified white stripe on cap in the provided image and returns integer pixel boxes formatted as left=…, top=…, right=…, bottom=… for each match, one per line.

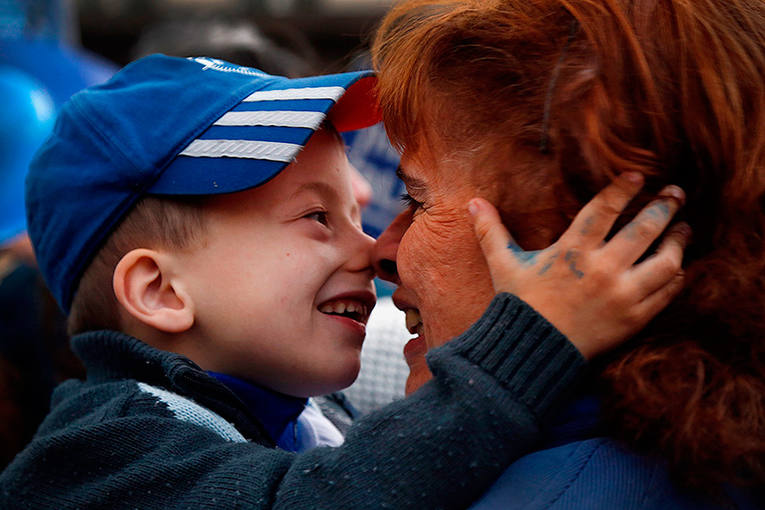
left=243, top=86, right=346, bottom=102
left=214, top=110, right=325, bottom=129
left=179, top=139, right=301, bottom=162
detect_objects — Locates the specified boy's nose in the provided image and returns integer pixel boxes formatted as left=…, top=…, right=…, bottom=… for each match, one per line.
left=346, top=226, right=377, bottom=275
left=373, top=208, right=413, bottom=284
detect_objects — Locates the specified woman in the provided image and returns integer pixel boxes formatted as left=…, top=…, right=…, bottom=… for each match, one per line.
left=371, top=0, right=764, bottom=506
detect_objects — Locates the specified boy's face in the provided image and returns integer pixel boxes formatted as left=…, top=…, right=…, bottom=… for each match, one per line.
left=178, top=129, right=377, bottom=397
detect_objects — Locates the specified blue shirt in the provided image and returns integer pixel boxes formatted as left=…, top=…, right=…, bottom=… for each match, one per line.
left=207, top=371, right=307, bottom=451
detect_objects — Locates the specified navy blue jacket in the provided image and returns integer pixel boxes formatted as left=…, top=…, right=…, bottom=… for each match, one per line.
left=0, top=294, right=585, bottom=509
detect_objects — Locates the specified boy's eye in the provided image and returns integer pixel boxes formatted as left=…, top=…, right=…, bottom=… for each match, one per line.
left=400, top=193, right=424, bottom=212
left=305, top=210, right=329, bottom=226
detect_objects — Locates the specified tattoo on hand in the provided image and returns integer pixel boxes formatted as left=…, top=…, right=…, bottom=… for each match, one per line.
left=646, top=201, right=671, bottom=219
left=538, top=251, right=560, bottom=275
left=564, top=250, right=585, bottom=279
left=508, top=242, right=541, bottom=265
left=624, top=200, right=671, bottom=240
left=508, top=243, right=584, bottom=279
left=580, top=216, right=595, bottom=235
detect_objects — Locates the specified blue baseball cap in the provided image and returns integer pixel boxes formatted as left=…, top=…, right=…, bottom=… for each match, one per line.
left=26, top=54, right=381, bottom=312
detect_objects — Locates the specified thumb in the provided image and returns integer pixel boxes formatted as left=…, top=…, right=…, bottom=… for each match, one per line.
left=468, top=198, right=518, bottom=285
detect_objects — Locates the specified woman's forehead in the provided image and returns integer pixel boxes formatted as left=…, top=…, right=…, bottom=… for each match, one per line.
left=400, top=135, right=516, bottom=183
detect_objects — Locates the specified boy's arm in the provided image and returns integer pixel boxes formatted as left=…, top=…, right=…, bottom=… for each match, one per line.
left=275, top=293, right=579, bottom=509
left=0, top=298, right=577, bottom=510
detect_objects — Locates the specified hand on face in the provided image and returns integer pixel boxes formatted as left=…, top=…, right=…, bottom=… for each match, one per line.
left=468, top=172, right=690, bottom=359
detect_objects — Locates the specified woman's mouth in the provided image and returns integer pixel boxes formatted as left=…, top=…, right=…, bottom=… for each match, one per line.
left=405, top=308, right=424, bottom=337
left=402, top=308, right=428, bottom=363
left=392, top=292, right=428, bottom=362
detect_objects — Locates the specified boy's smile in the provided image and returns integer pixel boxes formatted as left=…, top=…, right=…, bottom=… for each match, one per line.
left=175, top=128, right=377, bottom=397
left=318, top=293, right=375, bottom=334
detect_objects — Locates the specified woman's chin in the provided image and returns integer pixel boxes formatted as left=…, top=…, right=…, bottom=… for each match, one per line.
left=404, top=363, right=433, bottom=395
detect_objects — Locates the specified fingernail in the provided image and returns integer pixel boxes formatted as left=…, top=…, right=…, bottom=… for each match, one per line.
left=622, top=172, right=644, bottom=185
left=468, top=199, right=481, bottom=216
left=659, top=185, right=686, bottom=205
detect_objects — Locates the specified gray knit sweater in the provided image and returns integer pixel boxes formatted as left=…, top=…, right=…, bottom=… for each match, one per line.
left=0, top=293, right=584, bottom=509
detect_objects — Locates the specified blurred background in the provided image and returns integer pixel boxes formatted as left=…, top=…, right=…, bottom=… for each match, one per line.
left=4, top=0, right=394, bottom=68
left=76, top=0, right=393, bottom=72
left=0, top=0, right=410, bottom=466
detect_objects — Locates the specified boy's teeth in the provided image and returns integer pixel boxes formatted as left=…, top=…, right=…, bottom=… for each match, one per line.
left=405, top=309, right=422, bottom=333
left=319, top=300, right=367, bottom=316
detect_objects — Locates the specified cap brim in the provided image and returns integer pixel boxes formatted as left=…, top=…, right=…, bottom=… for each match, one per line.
left=329, top=76, right=379, bottom=132
left=149, top=72, right=380, bottom=196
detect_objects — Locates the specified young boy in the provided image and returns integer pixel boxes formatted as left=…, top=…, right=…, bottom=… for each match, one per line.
left=0, top=55, right=678, bottom=509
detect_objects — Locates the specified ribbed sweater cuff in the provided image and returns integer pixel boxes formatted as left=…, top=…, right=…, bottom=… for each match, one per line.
left=431, top=293, right=585, bottom=419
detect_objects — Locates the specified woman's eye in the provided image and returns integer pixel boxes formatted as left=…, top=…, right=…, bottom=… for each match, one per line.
left=400, top=193, right=424, bottom=211
left=305, top=210, right=329, bottom=226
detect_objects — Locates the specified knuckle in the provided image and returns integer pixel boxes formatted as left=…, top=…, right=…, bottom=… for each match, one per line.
left=662, top=243, right=685, bottom=267
left=633, top=217, right=663, bottom=242
left=594, top=196, right=623, bottom=218
left=670, top=271, right=686, bottom=290
left=612, top=284, right=633, bottom=307
left=667, top=229, right=690, bottom=250
left=666, top=252, right=683, bottom=272
left=582, top=268, right=616, bottom=300
left=586, top=253, right=615, bottom=279
left=653, top=255, right=680, bottom=281
left=473, top=221, right=493, bottom=244
left=589, top=265, right=612, bottom=286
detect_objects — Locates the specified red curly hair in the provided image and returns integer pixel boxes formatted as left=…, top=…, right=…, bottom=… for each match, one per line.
left=372, top=0, right=765, bottom=488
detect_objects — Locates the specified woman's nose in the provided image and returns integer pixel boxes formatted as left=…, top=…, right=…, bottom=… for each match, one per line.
left=373, top=208, right=413, bottom=284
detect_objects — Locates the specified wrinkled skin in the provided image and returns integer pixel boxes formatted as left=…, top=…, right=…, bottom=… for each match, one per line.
left=375, top=148, right=508, bottom=394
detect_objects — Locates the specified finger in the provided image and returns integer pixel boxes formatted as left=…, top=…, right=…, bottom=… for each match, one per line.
left=564, top=172, right=645, bottom=246
left=631, top=270, right=686, bottom=325
left=468, top=198, right=519, bottom=280
left=605, top=185, right=686, bottom=266
left=627, top=222, right=691, bottom=298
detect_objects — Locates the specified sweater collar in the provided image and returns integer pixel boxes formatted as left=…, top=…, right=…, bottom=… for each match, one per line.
left=71, top=330, right=274, bottom=445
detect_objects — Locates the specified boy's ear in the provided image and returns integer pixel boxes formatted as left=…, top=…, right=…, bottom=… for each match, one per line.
left=113, top=249, right=194, bottom=333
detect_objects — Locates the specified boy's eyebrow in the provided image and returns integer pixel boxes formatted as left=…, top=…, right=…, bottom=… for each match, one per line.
left=290, top=181, right=339, bottom=200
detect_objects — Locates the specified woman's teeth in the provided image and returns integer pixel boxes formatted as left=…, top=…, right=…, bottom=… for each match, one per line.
left=405, top=309, right=424, bottom=336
